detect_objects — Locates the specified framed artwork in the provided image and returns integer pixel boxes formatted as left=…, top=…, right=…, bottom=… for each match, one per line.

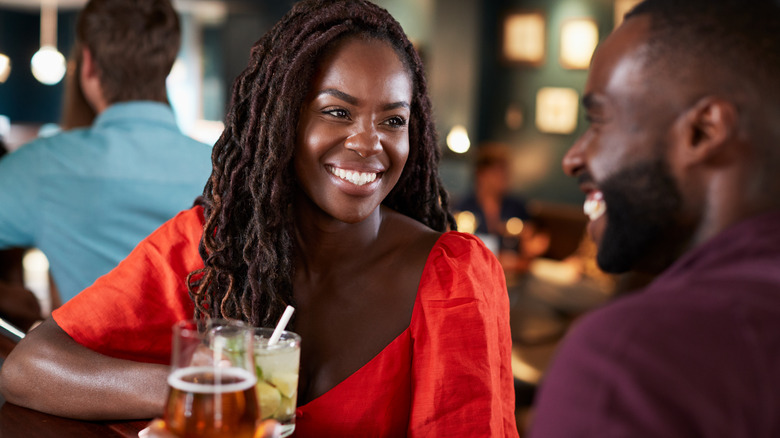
left=559, top=18, right=599, bottom=69
left=535, top=87, right=579, bottom=134
left=502, top=12, right=546, bottom=65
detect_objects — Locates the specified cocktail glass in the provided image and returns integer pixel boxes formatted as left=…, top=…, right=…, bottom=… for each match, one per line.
left=253, top=327, right=301, bottom=437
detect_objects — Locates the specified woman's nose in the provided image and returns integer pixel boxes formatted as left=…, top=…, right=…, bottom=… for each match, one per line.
left=345, top=126, right=382, bottom=158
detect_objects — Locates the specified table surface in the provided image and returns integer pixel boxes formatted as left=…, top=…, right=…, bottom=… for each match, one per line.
left=0, top=332, right=148, bottom=438
left=0, top=402, right=148, bottom=438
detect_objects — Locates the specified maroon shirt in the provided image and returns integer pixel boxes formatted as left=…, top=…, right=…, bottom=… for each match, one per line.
left=530, top=210, right=780, bottom=437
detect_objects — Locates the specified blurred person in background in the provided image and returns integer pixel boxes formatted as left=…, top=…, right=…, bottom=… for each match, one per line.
left=456, top=142, right=549, bottom=280
left=530, top=0, right=780, bottom=436
left=0, top=0, right=212, bottom=314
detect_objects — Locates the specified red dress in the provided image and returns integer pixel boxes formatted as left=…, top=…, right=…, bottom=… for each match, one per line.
left=53, top=207, right=518, bottom=437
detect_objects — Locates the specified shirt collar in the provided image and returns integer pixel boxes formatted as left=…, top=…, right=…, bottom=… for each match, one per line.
left=93, top=101, right=177, bottom=128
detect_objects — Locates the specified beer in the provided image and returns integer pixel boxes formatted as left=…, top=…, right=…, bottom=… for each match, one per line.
left=164, top=366, right=260, bottom=438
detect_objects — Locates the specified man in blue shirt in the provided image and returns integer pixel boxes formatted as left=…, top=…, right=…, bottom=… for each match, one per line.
left=0, top=0, right=212, bottom=317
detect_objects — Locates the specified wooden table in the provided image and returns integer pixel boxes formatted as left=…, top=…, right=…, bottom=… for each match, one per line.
left=0, top=402, right=148, bottom=437
left=0, top=333, right=148, bottom=437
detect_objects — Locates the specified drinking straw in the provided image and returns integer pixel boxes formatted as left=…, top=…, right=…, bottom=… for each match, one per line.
left=268, top=305, right=295, bottom=345
left=0, top=316, right=25, bottom=339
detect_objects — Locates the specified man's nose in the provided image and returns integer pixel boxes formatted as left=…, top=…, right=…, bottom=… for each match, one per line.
left=562, top=132, right=589, bottom=177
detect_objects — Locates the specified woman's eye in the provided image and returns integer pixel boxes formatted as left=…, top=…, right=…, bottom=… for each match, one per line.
left=324, top=108, right=349, bottom=118
left=385, top=116, right=407, bottom=127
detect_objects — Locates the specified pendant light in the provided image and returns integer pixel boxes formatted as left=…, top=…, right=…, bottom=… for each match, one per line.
left=30, top=0, right=66, bottom=85
left=0, top=53, right=10, bottom=83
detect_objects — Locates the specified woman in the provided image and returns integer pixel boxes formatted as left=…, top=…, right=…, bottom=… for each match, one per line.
left=0, top=1, right=517, bottom=436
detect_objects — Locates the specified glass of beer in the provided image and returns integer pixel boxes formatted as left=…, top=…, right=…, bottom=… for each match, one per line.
left=253, top=327, right=301, bottom=437
left=164, top=319, right=260, bottom=438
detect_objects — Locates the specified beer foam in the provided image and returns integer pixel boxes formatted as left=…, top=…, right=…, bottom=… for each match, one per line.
left=168, top=366, right=257, bottom=394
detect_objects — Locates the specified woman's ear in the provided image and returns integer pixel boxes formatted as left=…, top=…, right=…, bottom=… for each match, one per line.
left=671, top=97, right=739, bottom=167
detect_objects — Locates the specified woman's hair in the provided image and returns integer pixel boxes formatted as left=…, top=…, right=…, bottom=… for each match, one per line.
left=188, top=0, right=456, bottom=328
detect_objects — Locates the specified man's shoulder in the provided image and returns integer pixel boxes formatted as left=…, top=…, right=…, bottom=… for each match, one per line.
left=1, top=130, right=89, bottom=165
left=573, top=270, right=780, bottom=350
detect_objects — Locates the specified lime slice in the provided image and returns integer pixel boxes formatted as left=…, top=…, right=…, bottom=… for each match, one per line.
left=255, top=381, right=282, bottom=419
left=278, top=394, right=296, bottom=418
left=269, top=373, right=298, bottom=399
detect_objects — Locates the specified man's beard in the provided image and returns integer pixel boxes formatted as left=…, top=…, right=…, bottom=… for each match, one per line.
left=596, top=158, right=685, bottom=274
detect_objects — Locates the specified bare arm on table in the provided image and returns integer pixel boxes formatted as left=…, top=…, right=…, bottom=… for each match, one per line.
left=0, top=318, right=168, bottom=420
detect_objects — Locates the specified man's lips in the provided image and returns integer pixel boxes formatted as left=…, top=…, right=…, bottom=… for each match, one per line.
left=584, top=190, right=606, bottom=221
left=577, top=173, right=606, bottom=222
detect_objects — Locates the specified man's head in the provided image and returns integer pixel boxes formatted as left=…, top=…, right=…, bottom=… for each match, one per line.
left=75, top=0, right=180, bottom=108
left=563, top=0, right=780, bottom=274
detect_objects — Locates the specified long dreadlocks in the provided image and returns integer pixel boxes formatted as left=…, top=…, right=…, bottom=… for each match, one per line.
left=187, top=0, right=456, bottom=329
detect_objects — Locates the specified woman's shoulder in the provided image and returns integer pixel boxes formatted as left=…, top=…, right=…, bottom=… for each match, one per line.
left=432, top=231, right=491, bottom=255
left=151, top=205, right=205, bottom=240
left=419, top=231, right=505, bottom=302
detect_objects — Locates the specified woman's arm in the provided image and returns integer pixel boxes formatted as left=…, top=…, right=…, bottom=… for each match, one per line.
left=409, top=232, right=519, bottom=437
left=0, top=318, right=169, bottom=420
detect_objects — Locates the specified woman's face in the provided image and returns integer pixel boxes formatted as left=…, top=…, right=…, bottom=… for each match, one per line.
left=295, top=37, right=413, bottom=224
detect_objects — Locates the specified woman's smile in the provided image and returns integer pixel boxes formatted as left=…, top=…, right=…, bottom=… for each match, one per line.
left=326, top=164, right=381, bottom=187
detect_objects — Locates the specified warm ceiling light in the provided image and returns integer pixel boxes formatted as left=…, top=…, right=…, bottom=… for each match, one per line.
left=31, top=0, right=66, bottom=85
left=31, top=46, right=66, bottom=85
left=0, top=54, right=10, bottom=83
left=446, top=125, right=471, bottom=154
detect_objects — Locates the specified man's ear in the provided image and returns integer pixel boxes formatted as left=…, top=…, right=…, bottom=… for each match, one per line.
left=79, top=46, right=108, bottom=113
left=80, top=47, right=95, bottom=82
left=671, top=97, right=739, bottom=166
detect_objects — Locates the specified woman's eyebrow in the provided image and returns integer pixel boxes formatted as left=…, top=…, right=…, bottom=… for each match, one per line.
left=316, top=88, right=410, bottom=111
left=317, top=88, right=358, bottom=105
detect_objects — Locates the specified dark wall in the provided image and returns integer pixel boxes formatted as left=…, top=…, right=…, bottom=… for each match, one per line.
left=474, top=0, right=615, bottom=205
left=219, top=1, right=290, bottom=92
left=0, top=10, right=78, bottom=124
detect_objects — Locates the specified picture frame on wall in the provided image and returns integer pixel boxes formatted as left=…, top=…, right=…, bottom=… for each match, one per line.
left=535, top=87, right=579, bottom=134
left=502, top=11, right=546, bottom=66
left=559, top=17, right=599, bottom=70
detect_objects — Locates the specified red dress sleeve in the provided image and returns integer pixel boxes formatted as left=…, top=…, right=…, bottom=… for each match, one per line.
left=409, top=231, right=518, bottom=437
left=51, top=207, right=204, bottom=364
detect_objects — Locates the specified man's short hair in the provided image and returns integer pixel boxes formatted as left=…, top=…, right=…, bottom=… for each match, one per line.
left=625, top=0, right=780, bottom=106
left=76, top=0, right=180, bottom=104
left=626, top=0, right=780, bottom=180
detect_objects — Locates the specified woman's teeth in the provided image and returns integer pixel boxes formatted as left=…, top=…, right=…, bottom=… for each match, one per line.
left=584, top=191, right=606, bottom=221
left=328, top=166, right=377, bottom=186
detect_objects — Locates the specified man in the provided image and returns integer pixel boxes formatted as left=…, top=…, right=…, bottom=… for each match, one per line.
left=530, top=0, right=780, bottom=436
left=0, top=0, right=212, bottom=309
